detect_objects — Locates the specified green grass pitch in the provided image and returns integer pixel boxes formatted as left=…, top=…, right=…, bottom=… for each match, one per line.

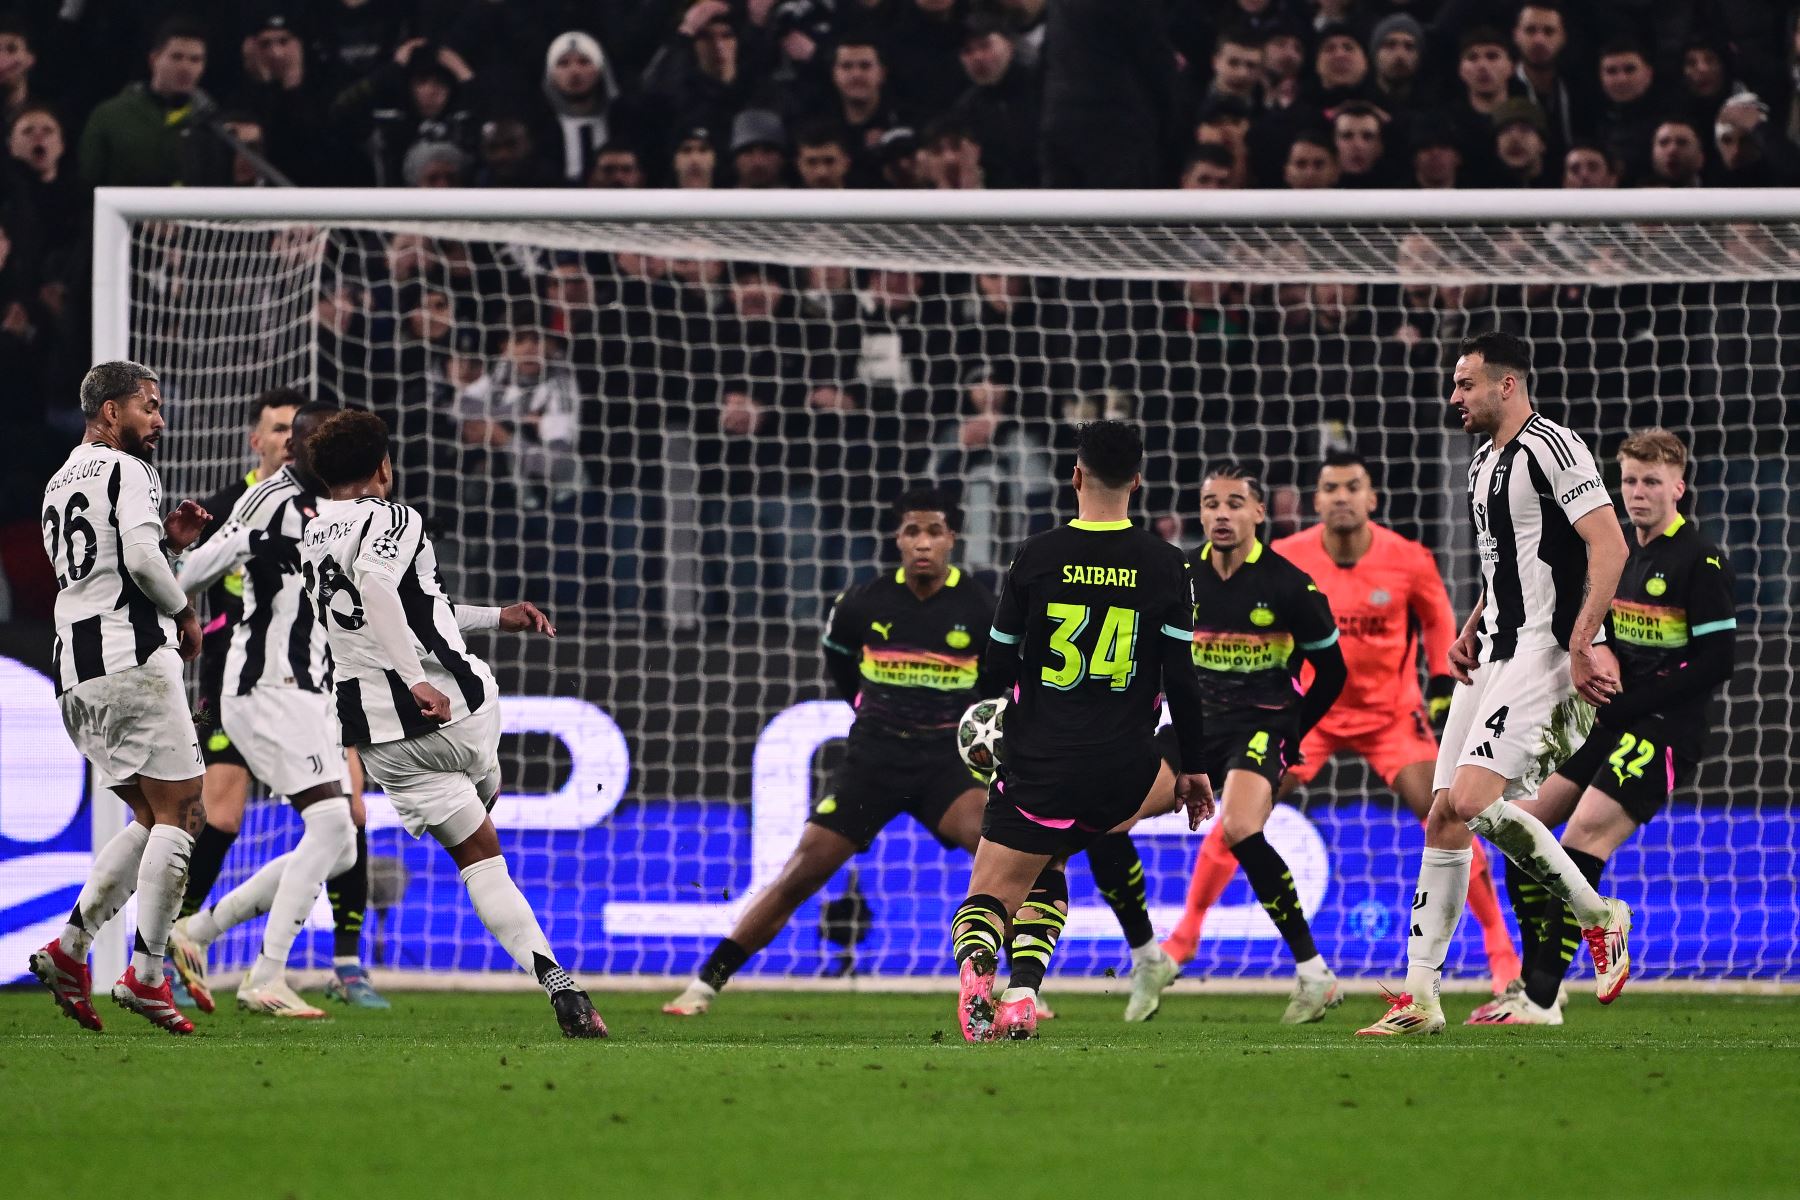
left=4, top=988, right=1796, bottom=1199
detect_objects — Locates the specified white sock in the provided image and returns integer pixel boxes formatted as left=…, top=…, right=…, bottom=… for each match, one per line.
left=59, top=822, right=150, bottom=959
left=998, top=986, right=1037, bottom=1003
left=1130, top=940, right=1163, bottom=967
left=1467, top=799, right=1607, bottom=925
left=332, top=956, right=362, bottom=969
left=253, top=798, right=355, bottom=984
left=685, top=978, right=718, bottom=999
left=1295, top=954, right=1332, bottom=983
left=460, top=857, right=564, bottom=992
left=130, top=825, right=195, bottom=985
left=188, top=853, right=291, bottom=945
left=1403, top=847, right=1471, bottom=1009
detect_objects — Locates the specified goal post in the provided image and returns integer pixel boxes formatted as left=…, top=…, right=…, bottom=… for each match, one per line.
left=81, top=187, right=1799, bottom=989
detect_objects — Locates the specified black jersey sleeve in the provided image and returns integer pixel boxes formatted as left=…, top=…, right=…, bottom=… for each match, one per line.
left=821, top=587, right=867, bottom=703
left=982, top=553, right=1027, bottom=696
left=1157, top=547, right=1207, bottom=769
left=1605, top=544, right=1737, bottom=726
left=1289, top=567, right=1346, bottom=737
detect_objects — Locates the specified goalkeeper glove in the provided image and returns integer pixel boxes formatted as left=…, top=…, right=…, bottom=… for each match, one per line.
left=1426, top=674, right=1456, bottom=730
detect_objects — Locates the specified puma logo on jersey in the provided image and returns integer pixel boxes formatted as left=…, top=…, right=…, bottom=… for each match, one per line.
left=870, top=621, right=892, bottom=639
left=1706, top=556, right=1722, bottom=569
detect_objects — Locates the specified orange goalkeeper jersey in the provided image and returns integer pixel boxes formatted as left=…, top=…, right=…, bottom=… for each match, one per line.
left=1271, top=522, right=1454, bottom=739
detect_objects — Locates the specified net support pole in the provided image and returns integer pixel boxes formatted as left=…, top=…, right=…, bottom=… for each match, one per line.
left=87, top=194, right=134, bottom=984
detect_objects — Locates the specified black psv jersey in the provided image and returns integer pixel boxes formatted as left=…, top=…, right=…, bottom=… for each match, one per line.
left=990, top=519, right=1195, bottom=763
left=1189, top=538, right=1339, bottom=719
left=823, top=566, right=994, bottom=737
left=1607, top=514, right=1736, bottom=753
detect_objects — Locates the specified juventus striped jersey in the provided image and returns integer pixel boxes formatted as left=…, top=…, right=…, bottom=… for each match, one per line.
left=1467, top=412, right=1612, bottom=663
left=180, top=466, right=328, bottom=695
left=301, top=497, right=496, bottom=747
left=42, top=442, right=175, bottom=692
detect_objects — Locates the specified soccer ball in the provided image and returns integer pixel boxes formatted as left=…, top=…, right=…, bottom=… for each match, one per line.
left=957, top=696, right=1008, bottom=775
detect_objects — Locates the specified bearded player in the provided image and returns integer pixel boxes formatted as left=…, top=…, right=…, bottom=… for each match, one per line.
left=1160, top=451, right=1522, bottom=998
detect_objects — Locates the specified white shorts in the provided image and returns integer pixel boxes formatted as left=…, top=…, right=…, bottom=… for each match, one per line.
left=1433, top=644, right=1575, bottom=799
left=58, top=649, right=203, bottom=790
left=222, top=685, right=348, bottom=798
left=357, top=701, right=501, bottom=845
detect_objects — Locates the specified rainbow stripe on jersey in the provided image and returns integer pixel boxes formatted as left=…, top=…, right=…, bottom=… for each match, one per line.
left=1610, top=599, right=1689, bottom=649
left=859, top=647, right=980, bottom=691
left=1191, top=630, right=1297, bottom=674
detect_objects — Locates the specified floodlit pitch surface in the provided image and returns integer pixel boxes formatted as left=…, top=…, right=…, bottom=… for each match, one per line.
left=3, top=990, right=1794, bottom=1198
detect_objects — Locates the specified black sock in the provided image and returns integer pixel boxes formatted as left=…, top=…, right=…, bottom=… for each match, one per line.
left=1525, top=847, right=1606, bottom=1009
left=178, top=823, right=238, bottom=920
left=698, top=938, right=750, bottom=990
left=950, top=894, right=1008, bottom=968
left=1006, top=867, right=1069, bottom=994
left=1086, top=832, right=1155, bottom=949
left=1231, top=832, right=1319, bottom=964
left=328, top=828, right=370, bottom=961
left=1504, top=856, right=1547, bottom=970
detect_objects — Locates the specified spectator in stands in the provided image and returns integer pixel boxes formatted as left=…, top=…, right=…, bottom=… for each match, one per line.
left=1195, top=95, right=1254, bottom=187
left=1712, top=92, right=1800, bottom=188
left=952, top=16, right=1041, bottom=188
left=1492, top=99, right=1553, bottom=188
left=1562, top=139, right=1620, bottom=188
left=331, top=37, right=480, bottom=188
left=830, top=37, right=904, bottom=184
left=1678, top=34, right=1742, bottom=132
left=1410, top=116, right=1464, bottom=189
left=1646, top=117, right=1707, bottom=188
left=236, top=9, right=335, bottom=185
left=932, top=368, right=1053, bottom=573
left=1448, top=27, right=1516, bottom=181
left=1179, top=144, right=1236, bottom=189
left=794, top=121, right=852, bottom=188
left=1041, top=0, right=1182, bottom=188
left=1310, top=24, right=1372, bottom=109
left=1332, top=102, right=1390, bottom=187
left=214, top=112, right=271, bottom=187
left=884, top=0, right=973, bottom=122
left=457, top=324, right=587, bottom=509
left=871, top=126, right=926, bottom=188
left=0, top=18, right=39, bottom=127
left=641, top=3, right=748, bottom=161
left=729, top=108, right=787, bottom=187
left=1205, top=27, right=1265, bottom=110
left=1282, top=130, right=1339, bottom=189
left=9, top=106, right=81, bottom=253
left=1260, top=24, right=1307, bottom=111
left=309, top=0, right=407, bottom=101
left=671, top=126, right=718, bottom=187
left=919, top=116, right=984, bottom=189
left=1368, top=14, right=1424, bottom=114
left=476, top=118, right=559, bottom=187
left=1511, top=2, right=1578, bottom=163
left=1595, top=37, right=1662, bottom=184
left=80, top=17, right=210, bottom=187
left=403, top=139, right=469, bottom=187
left=587, top=140, right=646, bottom=188
left=539, top=30, right=631, bottom=187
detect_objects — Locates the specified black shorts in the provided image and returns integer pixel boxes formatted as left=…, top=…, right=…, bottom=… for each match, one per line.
left=1553, top=718, right=1696, bottom=826
left=1154, top=714, right=1297, bottom=792
left=982, top=742, right=1161, bottom=857
left=808, top=732, right=982, bottom=851
left=197, top=697, right=246, bottom=769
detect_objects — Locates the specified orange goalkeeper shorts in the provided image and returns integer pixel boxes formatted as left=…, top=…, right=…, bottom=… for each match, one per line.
left=1287, top=707, right=1439, bottom=789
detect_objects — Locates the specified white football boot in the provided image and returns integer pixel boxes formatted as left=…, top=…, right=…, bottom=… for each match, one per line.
left=1583, top=897, right=1633, bottom=1004
left=1123, top=946, right=1181, bottom=1022
left=661, top=979, right=716, bottom=1016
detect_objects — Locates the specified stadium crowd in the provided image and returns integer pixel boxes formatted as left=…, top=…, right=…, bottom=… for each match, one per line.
left=0, top=0, right=1794, bottom=620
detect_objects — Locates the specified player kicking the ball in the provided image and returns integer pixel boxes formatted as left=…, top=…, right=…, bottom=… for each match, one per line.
left=298, top=409, right=605, bottom=1037
left=1359, top=331, right=1632, bottom=1037
left=1473, top=428, right=1737, bottom=1025
left=29, top=362, right=211, bottom=1035
left=949, top=420, right=1213, bottom=1042
left=1161, top=451, right=1522, bottom=1000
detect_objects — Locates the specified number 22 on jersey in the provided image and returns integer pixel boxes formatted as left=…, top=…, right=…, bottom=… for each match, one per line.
left=1042, top=603, right=1139, bottom=691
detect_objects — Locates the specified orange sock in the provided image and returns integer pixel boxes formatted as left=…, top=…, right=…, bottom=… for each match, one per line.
left=1461, top=833, right=1521, bottom=989
left=1163, top=822, right=1239, bottom=961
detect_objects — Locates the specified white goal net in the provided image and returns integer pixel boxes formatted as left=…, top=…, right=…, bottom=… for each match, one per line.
left=82, top=190, right=1799, bottom=985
